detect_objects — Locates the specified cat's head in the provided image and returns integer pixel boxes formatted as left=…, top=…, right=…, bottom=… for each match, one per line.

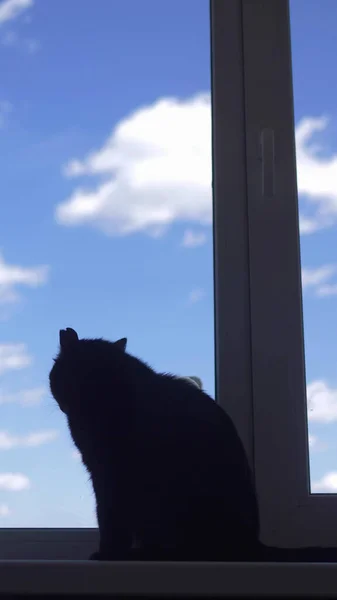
left=49, top=327, right=127, bottom=414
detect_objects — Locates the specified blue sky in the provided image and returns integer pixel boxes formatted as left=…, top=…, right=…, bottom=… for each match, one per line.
left=0, top=0, right=336, bottom=526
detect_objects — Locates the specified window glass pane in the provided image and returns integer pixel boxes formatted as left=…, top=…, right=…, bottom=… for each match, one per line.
left=290, top=0, right=337, bottom=493
left=0, top=0, right=213, bottom=526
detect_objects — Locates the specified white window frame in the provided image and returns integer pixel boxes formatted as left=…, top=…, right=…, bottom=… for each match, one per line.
left=0, top=0, right=334, bottom=563
left=214, top=0, right=337, bottom=550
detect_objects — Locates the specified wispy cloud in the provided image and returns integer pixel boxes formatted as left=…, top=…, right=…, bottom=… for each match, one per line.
left=0, top=504, right=11, bottom=517
left=308, top=434, right=316, bottom=448
left=312, top=472, right=337, bottom=492
left=181, top=229, right=207, bottom=248
left=301, top=265, right=337, bottom=297
left=1, top=29, right=17, bottom=45
left=307, top=380, right=337, bottom=423
left=0, top=0, right=38, bottom=54
left=308, top=433, right=327, bottom=453
left=25, top=36, right=38, bottom=53
left=1, top=34, right=40, bottom=53
left=0, top=343, right=32, bottom=375
left=0, top=0, right=33, bottom=26
left=299, top=216, right=327, bottom=235
left=0, top=386, right=46, bottom=407
left=316, top=283, right=337, bottom=297
left=0, top=253, right=49, bottom=305
left=0, top=430, right=58, bottom=450
left=302, top=265, right=335, bottom=288
left=188, top=288, right=205, bottom=304
left=0, top=473, right=30, bottom=491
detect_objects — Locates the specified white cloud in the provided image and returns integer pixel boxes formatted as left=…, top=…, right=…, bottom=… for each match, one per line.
left=181, top=229, right=207, bottom=248
left=55, top=93, right=337, bottom=239
left=56, top=93, right=212, bottom=236
left=301, top=265, right=337, bottom=297
left=0, top=100, right=12, bottom=128
left=0, top=430, right=58, bottom=450
left=0, top=253, right=49, bottom=305
left=302, top=265, right=335, bottom=288
left=23, top=430, right=58, bottom=447
left=312, top=472, right=337, bottom=492
left=0, top=504, right=10, bottom=517
left=308, top=434, right=316, bottom=448
left=188, top=288, right=205, bottom=304
left=0, top=473, right=30, bottom=491
left=296, top=116, right=337, bottom=233
left=0, top=386, right=46, bottom=406
left=0, top=343, right=31, bottom=375
left=0, top=0, right=32, bottom=25
left=307, top=380, right=337, bottom=423
left=298, top=216, right=332, bottom=235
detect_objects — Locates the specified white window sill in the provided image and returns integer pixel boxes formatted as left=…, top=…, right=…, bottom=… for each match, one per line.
left=0, top=561, right=336, bottom=596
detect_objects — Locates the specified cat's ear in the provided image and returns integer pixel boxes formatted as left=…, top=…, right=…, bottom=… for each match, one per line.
left=59, top=328, right=79, bottom=350
left=115, top=337, right=127, bottom=352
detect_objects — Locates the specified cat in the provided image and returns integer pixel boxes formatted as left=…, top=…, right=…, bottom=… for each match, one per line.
left=49, top=328, right=337, bottom=562
left=49, top=328, right=260, bottom=561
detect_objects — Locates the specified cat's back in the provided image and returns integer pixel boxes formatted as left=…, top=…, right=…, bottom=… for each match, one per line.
left=140, top=373, right=237, bottom=437
left=130, top=371, right=259, bottom=541
left=132, top=372, right=248, bottom=472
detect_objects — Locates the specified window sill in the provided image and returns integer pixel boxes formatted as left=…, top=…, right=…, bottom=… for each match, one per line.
left=0, top=561, right=336, bottom=597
